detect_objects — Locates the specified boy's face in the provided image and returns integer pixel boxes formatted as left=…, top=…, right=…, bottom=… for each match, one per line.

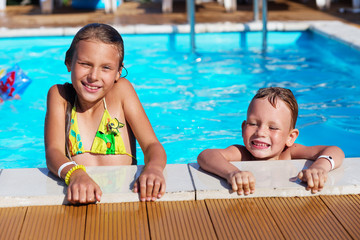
left=242, top=97, right=298, bottom=160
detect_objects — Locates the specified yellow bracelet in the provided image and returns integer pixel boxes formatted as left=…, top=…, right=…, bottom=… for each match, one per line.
left=65, top=165, right=86, bottom=185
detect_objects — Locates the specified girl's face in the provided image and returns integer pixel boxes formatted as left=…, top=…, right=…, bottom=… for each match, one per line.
left=67, top=40, right=121, bottom=104
left=242, top=98, right=298, bottom=160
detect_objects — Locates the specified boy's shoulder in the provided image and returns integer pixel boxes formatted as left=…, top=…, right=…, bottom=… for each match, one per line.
left=223, top=144, right=252, bottom=161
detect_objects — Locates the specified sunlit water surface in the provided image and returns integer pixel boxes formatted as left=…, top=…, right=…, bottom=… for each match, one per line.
left=0, top=31, right=359, bottom=168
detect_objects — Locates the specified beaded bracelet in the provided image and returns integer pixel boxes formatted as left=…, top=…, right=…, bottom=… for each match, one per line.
left=65, top=165, right=86, bottom=185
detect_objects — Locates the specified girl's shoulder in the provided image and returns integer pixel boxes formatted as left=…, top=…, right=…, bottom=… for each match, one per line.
left=47, top=83, right=75, bottom=105
left=110, top=78, right=137, bottom=97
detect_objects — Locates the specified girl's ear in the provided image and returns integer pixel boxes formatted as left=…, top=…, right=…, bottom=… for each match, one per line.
left=286, top=128, right=299, bottom=147
left=115, top=64, right=123, bottom=83
left=66, top=62, right=71, bottom=72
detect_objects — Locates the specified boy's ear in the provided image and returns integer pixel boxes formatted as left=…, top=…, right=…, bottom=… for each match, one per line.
left=286, top=128, right=299, bottom=147
left=241, top=120, right=246, bottom=131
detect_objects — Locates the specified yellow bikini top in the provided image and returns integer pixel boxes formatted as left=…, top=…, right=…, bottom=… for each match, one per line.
left=68, top=98, right=134, bottom=159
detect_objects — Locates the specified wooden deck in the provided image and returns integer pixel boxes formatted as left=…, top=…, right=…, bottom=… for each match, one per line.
left=2, top=194, right=360, bottom=239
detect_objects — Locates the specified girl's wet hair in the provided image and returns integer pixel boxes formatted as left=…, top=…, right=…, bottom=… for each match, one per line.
left=65, top=23, right=124, bottom=70
left=252, top=87, right=298, bottom=129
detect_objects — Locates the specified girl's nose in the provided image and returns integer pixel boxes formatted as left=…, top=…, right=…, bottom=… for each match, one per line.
left=87, top=68, right=99, bottom=82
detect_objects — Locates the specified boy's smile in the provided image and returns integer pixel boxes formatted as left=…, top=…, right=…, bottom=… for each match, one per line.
left=242, top=97, right=298, bottom=160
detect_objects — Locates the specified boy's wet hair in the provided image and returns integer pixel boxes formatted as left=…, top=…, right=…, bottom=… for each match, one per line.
left=252, top=87, right=298, bottom=129
left=65, top=23, right=124, bottom=70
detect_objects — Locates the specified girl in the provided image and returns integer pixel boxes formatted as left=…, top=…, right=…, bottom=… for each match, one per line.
left=45, top=23, right=166, bottom=204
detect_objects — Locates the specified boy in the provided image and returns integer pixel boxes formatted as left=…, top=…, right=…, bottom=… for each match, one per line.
left=197, top=87, right=344, bottom=195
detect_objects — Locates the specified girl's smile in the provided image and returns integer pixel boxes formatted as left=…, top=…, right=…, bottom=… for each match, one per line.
left=67, top=40, right=120, bottom=104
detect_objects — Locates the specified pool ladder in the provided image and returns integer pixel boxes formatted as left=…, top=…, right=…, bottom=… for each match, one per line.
left=186, top=0, right=268, bottom=53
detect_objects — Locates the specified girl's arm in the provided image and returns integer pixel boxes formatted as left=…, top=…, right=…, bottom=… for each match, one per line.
left=119, top=79, right=167, bottom=202
left=45, top=85, right=102, bottom=204
left=290, top=143, right=345, bottom=193
left=197, top=145, right=255, bottom=195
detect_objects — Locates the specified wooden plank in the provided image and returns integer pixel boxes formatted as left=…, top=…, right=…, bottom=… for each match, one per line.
left=264, top=196, right=352, bottom=240
left=18, top=205, right=86, bottom=240
left=205, top=198, right=284, bottom=240
left=85, top=202, right=149, bottom=240
left=147, top=200, right=217, bottom=240
left=321, top=194, right=360, bottom=239
left=0, top=206, right=27, bottom=240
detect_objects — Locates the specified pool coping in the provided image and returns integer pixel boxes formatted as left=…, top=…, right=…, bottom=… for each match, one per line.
left=1, top=21, right=360, bottom=51
left=0, top=158, right=360, bottom=207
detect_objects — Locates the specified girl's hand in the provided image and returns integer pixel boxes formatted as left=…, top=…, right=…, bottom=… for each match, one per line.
left=133, top=167, right=166, bottom=202
left=297, top=168, right=328, bottom=194
left=67, top=170, right=102, bottom=204
left=227, top=170, right=256, bottom=195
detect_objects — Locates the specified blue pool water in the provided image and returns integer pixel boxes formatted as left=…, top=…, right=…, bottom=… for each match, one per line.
left=0, top=31, right=359, bottom=168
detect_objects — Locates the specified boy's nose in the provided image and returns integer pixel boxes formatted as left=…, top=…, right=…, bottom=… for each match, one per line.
left=256, top=125, right=267, bottom=137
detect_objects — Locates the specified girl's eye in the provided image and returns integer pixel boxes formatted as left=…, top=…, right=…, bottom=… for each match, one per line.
left=247, top=122, right=257, bottom=126
left=269, top=126, right=279, bottom=130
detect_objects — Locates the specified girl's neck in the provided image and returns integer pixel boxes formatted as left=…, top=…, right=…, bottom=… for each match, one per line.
left=76, top=97, right=104, bottom=114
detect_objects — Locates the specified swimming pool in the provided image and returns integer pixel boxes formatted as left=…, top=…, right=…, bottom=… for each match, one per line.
left=0, top=31, right=359, bottom=168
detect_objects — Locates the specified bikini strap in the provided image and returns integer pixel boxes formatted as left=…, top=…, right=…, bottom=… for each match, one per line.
left=103, top=98, right=107, bottom=110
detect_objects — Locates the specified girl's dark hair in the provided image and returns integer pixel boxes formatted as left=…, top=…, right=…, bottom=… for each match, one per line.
left=64, top=82, right=76, bottom=159
left=64, top=23, right=125, bottom=159
left=65, top=23, right=125, bottom=70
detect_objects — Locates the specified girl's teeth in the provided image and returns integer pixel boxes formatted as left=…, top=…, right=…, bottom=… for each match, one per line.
left=86, top=84, right=98, bottom=90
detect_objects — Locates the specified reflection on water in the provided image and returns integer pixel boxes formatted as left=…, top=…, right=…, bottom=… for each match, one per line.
left=0, top=32, right=359, bottom=168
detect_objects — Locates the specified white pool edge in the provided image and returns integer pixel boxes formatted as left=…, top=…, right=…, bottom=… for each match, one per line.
left=0, top=158, right=360, bottom=208
left=1, top=21, right=360, bottom=50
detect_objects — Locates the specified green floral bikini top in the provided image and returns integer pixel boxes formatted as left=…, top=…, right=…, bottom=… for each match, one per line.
left=68, top=98, right=134, bottom=159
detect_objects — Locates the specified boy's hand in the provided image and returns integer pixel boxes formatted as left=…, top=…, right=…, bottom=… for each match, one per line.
left=133, top=167, right=166, bottom=202
left=297, top=168, right=328, bottom=193
left=227, top=170, right=255, bottom=195
left=67, top=170, right=102, bottom=204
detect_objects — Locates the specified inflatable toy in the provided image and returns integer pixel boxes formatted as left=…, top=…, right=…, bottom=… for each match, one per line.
left=0, top=65, right=32, bottom=101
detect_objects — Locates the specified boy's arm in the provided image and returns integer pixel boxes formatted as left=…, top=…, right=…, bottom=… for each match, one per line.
left=290, top=144, right=344, bottom=170
left=45, top=85, right=102, bottom=204
left=197, top=146, right=255, bottom=195
left=290, top=144, right=345, bottom=193
left=120, top=79, right=166, bottom=202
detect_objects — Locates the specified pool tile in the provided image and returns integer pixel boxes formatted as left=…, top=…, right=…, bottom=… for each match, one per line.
left=0, top=168, right=66, bottom=207
left=0, top=164, right=194, bottom=207
left=189, top=158, right=360, bottom=200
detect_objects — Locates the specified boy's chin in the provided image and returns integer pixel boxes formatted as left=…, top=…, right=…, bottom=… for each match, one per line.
left=249, top=150, right=274, bottom=160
